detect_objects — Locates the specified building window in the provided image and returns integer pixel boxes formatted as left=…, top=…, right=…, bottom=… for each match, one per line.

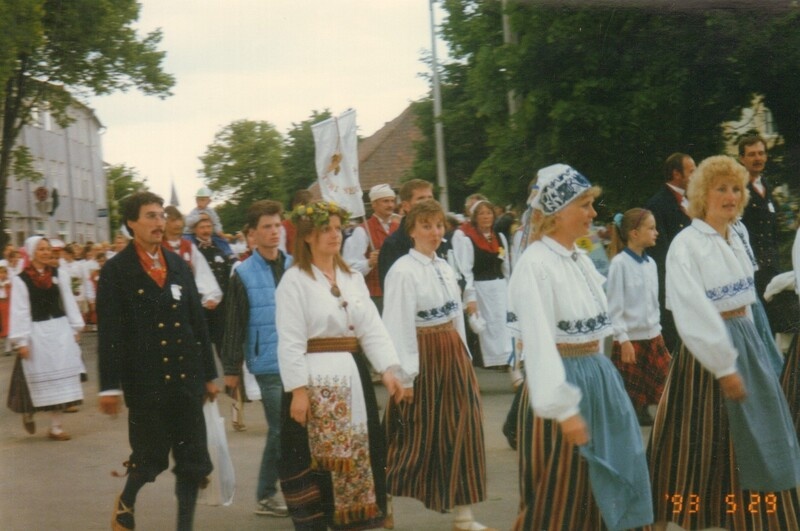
left=58, top=221, right=69, bottom=242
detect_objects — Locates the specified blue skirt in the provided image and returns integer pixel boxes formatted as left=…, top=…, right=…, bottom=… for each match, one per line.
left=514, top=352, right=653, bottom=530
left=751, top=301, right=785, bottom=376
left=726, top=315, right=800, bottom=490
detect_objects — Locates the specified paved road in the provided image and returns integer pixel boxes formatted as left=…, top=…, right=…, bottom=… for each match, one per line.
left=0, top=332, right=522, bottom=530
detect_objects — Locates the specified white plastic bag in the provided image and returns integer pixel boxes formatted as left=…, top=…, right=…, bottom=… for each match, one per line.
left=198, top=400, right=236, bottom=506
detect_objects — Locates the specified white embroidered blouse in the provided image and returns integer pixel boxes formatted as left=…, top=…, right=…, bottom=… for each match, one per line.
left=275, top=264, right=400, bottom=392
left=382, top=249, right=467, bottom=388
left=665, top=219, right=756, bottom=378
left=508, top=236, right=611, bottom=421
left=606, top=249, right=661, bottom=343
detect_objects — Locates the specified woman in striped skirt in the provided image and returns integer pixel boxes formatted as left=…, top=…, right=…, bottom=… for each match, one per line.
left=507, top=164, right=653, bottom=531
left=383, top=199, right=493, bottom=531
left=648, top=155, right=800, bottom=530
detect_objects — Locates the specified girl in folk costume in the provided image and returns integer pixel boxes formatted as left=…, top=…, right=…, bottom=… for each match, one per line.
left=607, top=208, right=671, bottom=426
left=452, top=199, right=512, bottom=368
left=508, top=164, right=653, bottom=531
left=649, top=155, right=800, bottom=530
left=7, top=236, right=85, bottom=440
left=383, top=200, right=494, bottom=531
left=275, top=201, right=404, bottom=530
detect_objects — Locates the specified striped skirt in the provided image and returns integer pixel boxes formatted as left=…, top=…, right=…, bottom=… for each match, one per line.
left=781, top=333, right=800, bottom=436
left=278, top=351, right=387, bottom=531
left=611, top=335, right=671, bottom=410
left=649, top=316, right=800, bottom=530
left=384, top=323, right=487, bottom=511
left=513, top=353, right=653, bottom=531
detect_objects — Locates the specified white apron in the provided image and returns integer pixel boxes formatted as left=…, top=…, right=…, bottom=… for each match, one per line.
left=475, top=278, right=512, bottom=367
left=21, top=316, right=83, bottom=407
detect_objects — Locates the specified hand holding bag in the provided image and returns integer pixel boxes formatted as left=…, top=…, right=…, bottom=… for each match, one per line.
left=198, top=399, right=236, bottom=506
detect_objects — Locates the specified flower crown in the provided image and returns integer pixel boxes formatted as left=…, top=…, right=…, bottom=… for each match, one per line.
left=291, top=201, right=351, bottom=227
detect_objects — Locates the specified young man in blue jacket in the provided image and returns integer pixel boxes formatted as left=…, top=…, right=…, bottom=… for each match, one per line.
left=221, top=200, right=291, bottom=517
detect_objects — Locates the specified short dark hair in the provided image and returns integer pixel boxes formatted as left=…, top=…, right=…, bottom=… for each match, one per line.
left=122, top=192, right=164, bottom=234
left=164, top=205, right=183, bottom=221
left=663, top=152, right=690, bottom=182
left=405, top=199, right=445, bottom=233
left=246, top=200, right=283, bottom=230
left=399, top=179, right=433, bottom=202
left=738, top=134, right=767, bottom=157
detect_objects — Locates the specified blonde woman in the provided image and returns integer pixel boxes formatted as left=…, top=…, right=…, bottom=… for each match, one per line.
left=508, top=164, right=653, bottom=530
left=649, top=155, right=800, bottom=529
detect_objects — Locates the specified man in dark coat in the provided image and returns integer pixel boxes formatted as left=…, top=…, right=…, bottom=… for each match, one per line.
left=98, top=191, right=218, bottom=531
left=645, top=152, right=695, bottom=352
left=739, top=135, right=780, bottom=302
left=377, top=179, right=434, bottom=291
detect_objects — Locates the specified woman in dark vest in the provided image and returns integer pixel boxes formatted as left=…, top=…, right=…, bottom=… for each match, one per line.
left=452, top=200, right=512, bottom=368
left=7, top=236, right=85, bottom=440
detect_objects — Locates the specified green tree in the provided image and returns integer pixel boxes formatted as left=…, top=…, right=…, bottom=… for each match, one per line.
left=283, top=109, right=332, bottom=195
left=199, top=119, right=286, bottom=232
left=106, top=164, right=148, bottom=235
left=0, top=0, right=174, bottom=247
left=429, top=2, right=800, bottom=215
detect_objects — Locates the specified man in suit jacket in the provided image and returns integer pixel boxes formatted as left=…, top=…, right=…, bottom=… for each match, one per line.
left=98, top=191, right=218, bottom=531
left=645, top=152, right=695, bottom=351
left=377, top=179, right=435, bottom=292
left=739, top=135, right=780, bottom=303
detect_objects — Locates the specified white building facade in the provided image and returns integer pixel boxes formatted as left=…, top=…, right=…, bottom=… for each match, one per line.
left=5, top=101, right=109, bottom=246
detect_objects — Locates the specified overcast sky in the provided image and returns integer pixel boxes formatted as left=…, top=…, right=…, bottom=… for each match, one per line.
left=90, top=0, right=446, bottom=210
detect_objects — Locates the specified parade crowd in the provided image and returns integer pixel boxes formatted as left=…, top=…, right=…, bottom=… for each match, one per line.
left=7, top=134, right=800, bottom=531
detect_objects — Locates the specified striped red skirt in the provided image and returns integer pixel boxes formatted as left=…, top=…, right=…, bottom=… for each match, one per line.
left=384, top=323, right=487, bottom=512
left=611, top=335, right=671, bottom=410
left=512, top=383, right=607, bottom=530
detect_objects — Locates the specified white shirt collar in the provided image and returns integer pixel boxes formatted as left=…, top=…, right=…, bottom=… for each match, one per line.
left=541, top=236, right=585, bottom=258
left=409, top=248, right=437, bottom=264
left=666, top=183, right=686, bottom=196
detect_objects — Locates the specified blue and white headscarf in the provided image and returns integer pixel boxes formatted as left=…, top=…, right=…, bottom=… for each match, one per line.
left=531, top=164, right=591, bottom=215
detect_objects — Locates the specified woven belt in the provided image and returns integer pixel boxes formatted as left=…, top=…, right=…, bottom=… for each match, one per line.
left=417, top=321, right=455, bottom=335
left=720, top=307, right=746, bottom=320
left=306, top=337, right=359, bottom=354
left=556, top=340, right=600, bottom=358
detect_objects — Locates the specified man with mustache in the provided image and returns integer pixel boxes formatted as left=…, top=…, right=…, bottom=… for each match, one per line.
left=97, top=191, right=218, bottom=531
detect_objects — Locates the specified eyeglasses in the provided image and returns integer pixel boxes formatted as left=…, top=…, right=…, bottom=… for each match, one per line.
left=143, top=211, right=168, bottom=221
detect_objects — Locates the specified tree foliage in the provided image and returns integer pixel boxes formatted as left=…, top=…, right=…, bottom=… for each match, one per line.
left=199, top=119, right=286, bottom=232
left=426, top=1, right=800, bottom=215
left=106, top=163, right=148, bottom=235
left=283, top=109, right=332, bottom=195
left=0, top=0, right=174, bottom=246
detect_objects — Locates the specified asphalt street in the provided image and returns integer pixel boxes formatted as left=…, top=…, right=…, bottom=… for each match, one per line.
left=0, top=331, right=520, bottom=530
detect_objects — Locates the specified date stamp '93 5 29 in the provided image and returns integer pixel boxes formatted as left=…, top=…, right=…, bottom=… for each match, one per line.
left=666, top=493, right=779, bottom=515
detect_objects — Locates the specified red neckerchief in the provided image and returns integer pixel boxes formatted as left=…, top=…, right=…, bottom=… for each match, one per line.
left=23, top=264, right=54, bottom=290
left=134, top=242, right=167, bottom=288
left=459, top=221, right=500, bottom=254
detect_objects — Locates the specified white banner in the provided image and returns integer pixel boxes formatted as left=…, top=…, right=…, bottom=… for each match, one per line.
left=311, top=109, right=364, bottom=217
